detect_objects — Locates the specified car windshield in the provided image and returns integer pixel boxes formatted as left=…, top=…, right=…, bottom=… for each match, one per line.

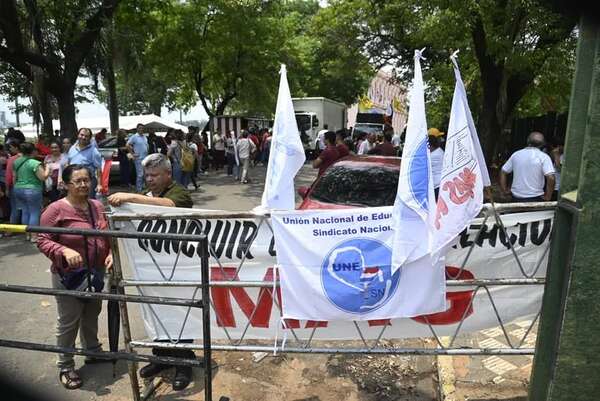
left=310, top=164, right=399, bottom=207
left=98, top=137, right=118, bottom=147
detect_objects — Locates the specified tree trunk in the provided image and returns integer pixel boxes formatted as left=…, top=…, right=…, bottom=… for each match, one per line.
left=106, top=57, right=119, bottom=134
left=56, top=89, right=77, bottom=140
left=14, top=98, right=20, bottom=126
left=39, top=93, right=54, bottom=137
left=477, top=104, right=502, bottom=165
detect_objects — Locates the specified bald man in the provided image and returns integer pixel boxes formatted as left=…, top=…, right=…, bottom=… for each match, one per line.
left=500, top=132, right=555, bottom=202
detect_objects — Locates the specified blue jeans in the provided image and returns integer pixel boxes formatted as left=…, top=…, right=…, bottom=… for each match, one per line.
left=181, top=171, right=191, bottom=188
left=172, top=162, right=183, bottom=186
left=14, top=187, right=43, bottom=226
left=134, top=159, right=144, bottom=192
left=9, top=190, right=20, bottom=224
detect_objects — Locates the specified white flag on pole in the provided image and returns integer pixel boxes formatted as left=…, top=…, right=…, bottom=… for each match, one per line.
left=258, top=64, right=306, bottom=211
left=390, top=49, right=446, bottom=317
left=433, top=52, right=489, bottom=252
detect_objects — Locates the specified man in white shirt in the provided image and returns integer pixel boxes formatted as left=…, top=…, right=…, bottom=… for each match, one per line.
left=429, top=135, right=444, bottom=199
left=314, top=124, right=329, bottom=157
left=236, top=130, right=256, bottom=184
left=500, top=132, right=555, bottom=202
left=357, top=133, right=376, bottom=155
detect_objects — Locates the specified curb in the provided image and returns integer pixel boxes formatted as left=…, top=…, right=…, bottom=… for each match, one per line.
left=436, top=337, right=456, bottom=401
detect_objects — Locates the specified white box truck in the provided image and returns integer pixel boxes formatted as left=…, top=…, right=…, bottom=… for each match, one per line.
left=292, top=97, right=347, bottom=150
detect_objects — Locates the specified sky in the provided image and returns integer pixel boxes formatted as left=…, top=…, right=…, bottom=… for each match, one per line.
left=0, top=90, right=210, bottom=128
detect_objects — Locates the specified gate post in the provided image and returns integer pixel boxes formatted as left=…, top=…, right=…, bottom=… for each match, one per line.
left=529, top=15, right=600, bottom=401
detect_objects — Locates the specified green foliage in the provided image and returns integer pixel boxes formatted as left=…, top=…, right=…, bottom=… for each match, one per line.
left=110, top=0, right=372, bottom=118
left=318, top=0, right=576, bottom=131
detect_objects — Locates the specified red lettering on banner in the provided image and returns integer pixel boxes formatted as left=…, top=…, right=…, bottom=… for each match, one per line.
left=210, top=267, right=329, bottom=329
left=411, top=266, right=475, bottom=325
left=211, top=266, right=475, bottom=328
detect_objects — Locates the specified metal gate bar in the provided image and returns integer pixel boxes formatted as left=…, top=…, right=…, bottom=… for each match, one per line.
left=130, top=341, right=535, bottom=355
left=0, top=224, right=215, bottom=401
left=0, top=283, right=203, bottom=307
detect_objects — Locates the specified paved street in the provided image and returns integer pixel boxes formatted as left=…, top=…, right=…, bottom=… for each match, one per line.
left=0, top=163, right=531, bottom=401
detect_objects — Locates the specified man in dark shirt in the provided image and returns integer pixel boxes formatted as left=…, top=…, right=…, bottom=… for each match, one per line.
left=108, top=153, right=194, bottom=391
left=312, top=131, right=339, bottom=176
left=368, top=132, right=397, bottom=156
left=336, top=131, right=350, bottom=158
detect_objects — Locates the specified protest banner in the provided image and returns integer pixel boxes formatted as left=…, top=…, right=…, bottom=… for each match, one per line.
left=111, top=203, right=551, bottom=341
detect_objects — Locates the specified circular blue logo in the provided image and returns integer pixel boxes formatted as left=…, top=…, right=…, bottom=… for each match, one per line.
left=321, top=238, right=401, bottom=314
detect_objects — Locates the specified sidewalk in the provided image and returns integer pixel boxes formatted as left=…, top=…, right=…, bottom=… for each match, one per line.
left=438, top=320, right=536, bottom=401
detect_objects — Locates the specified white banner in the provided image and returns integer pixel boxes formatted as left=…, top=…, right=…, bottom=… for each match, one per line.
left=272, top=208, right=412, bottom=321
left=112, top=203, right=552, bottom=341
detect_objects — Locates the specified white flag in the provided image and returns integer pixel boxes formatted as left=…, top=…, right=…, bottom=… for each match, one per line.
left=390, top=49, right=446, bottom=317
left=433, top=52, right=489, bottom=252
left=259, top=65, right=306, bottom=211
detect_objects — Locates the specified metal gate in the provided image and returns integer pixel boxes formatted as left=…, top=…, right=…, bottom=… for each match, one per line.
left=0, top=201, right=553, bottom=400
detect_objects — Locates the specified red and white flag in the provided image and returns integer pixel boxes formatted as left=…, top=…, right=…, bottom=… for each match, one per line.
left=433, top=52, right=490, bottom=253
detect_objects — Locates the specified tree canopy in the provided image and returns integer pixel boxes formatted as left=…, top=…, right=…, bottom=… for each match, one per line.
left=316, top=0, right=577, bottom=159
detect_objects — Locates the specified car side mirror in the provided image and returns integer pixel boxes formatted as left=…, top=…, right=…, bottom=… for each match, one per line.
left=297, top=186, right=309, bottom=199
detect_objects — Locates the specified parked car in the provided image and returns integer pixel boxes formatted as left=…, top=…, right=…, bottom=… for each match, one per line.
left=297, top=155, right=400, bottom=210
left=97, top=136, right=123, bottom=179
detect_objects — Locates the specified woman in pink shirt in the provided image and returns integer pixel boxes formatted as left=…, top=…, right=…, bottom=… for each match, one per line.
left=38, top=164, right=113, bottom=389
left=44, top=140, right=68, bottom=203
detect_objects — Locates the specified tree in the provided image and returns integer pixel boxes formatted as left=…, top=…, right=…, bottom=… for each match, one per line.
left=146, top=0, right=371, bottom=119
left=0, top=0, right=120, bottom=138
left=319, top=0, right=577, bottom=160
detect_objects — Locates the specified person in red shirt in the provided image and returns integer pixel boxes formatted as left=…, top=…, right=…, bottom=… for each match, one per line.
left=4, top=141, right=22, bottom=227
left=335, top=131, right=350, bottom=158
left=368, top=132, right=397, bottom=156
left=38, top=164, right=112, bottom=389
left=35, top=135, right=52, bottom=157
left=312, top=131, right=339, bottom=176
left=95, top=128, right=107, bottom=143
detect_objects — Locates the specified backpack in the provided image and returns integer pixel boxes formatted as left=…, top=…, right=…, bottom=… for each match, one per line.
left=181, top=142, right=195, bottom=172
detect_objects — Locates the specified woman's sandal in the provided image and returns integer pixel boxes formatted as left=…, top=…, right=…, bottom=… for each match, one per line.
left=59, top=369, right=83, bottom=390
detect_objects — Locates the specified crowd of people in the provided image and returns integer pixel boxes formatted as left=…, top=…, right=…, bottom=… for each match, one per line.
left=0, top=121, right=564, bottom=392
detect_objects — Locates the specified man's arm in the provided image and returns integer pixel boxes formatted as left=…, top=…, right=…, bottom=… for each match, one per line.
left=499, top=170, right=510, bottom=195
left=107, top=192, right=175, bottom=207
left=312, top=156, right=323, bottom=169
left=544, top=174, right=556, bottom=201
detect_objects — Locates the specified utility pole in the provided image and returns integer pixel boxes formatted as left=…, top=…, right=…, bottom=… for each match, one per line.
left=529, top=15, right=600, bottom=401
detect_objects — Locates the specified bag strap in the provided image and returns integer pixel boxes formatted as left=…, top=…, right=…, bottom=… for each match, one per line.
left=85, top=200, right=98, bottom=270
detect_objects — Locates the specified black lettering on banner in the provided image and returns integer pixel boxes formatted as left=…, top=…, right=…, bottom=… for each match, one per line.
left=237, top=221, right=257, bottom=259
left=226, top=221, right=242, bottom=259
left=137, top=220, right=152, bottom=249
left=149, top=220, right=167, bottom=252
left=164, top=219, right=180, bottom=254
left=214, top=220, right=232, bottom=258
left=530, top=219, right=552, bottom=245
left=518, top=223, right=528, bottom=247
left=459, top=228, right=473, bottom=248
left=268, top=235, right=276, bottom=256
left=181, top=219, right=202, bottom=258
left=210, top=220, right=224, bottom=256
left=475, top=224, right=498, bottom=247
left=499, top=224, right=518, bottom=248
